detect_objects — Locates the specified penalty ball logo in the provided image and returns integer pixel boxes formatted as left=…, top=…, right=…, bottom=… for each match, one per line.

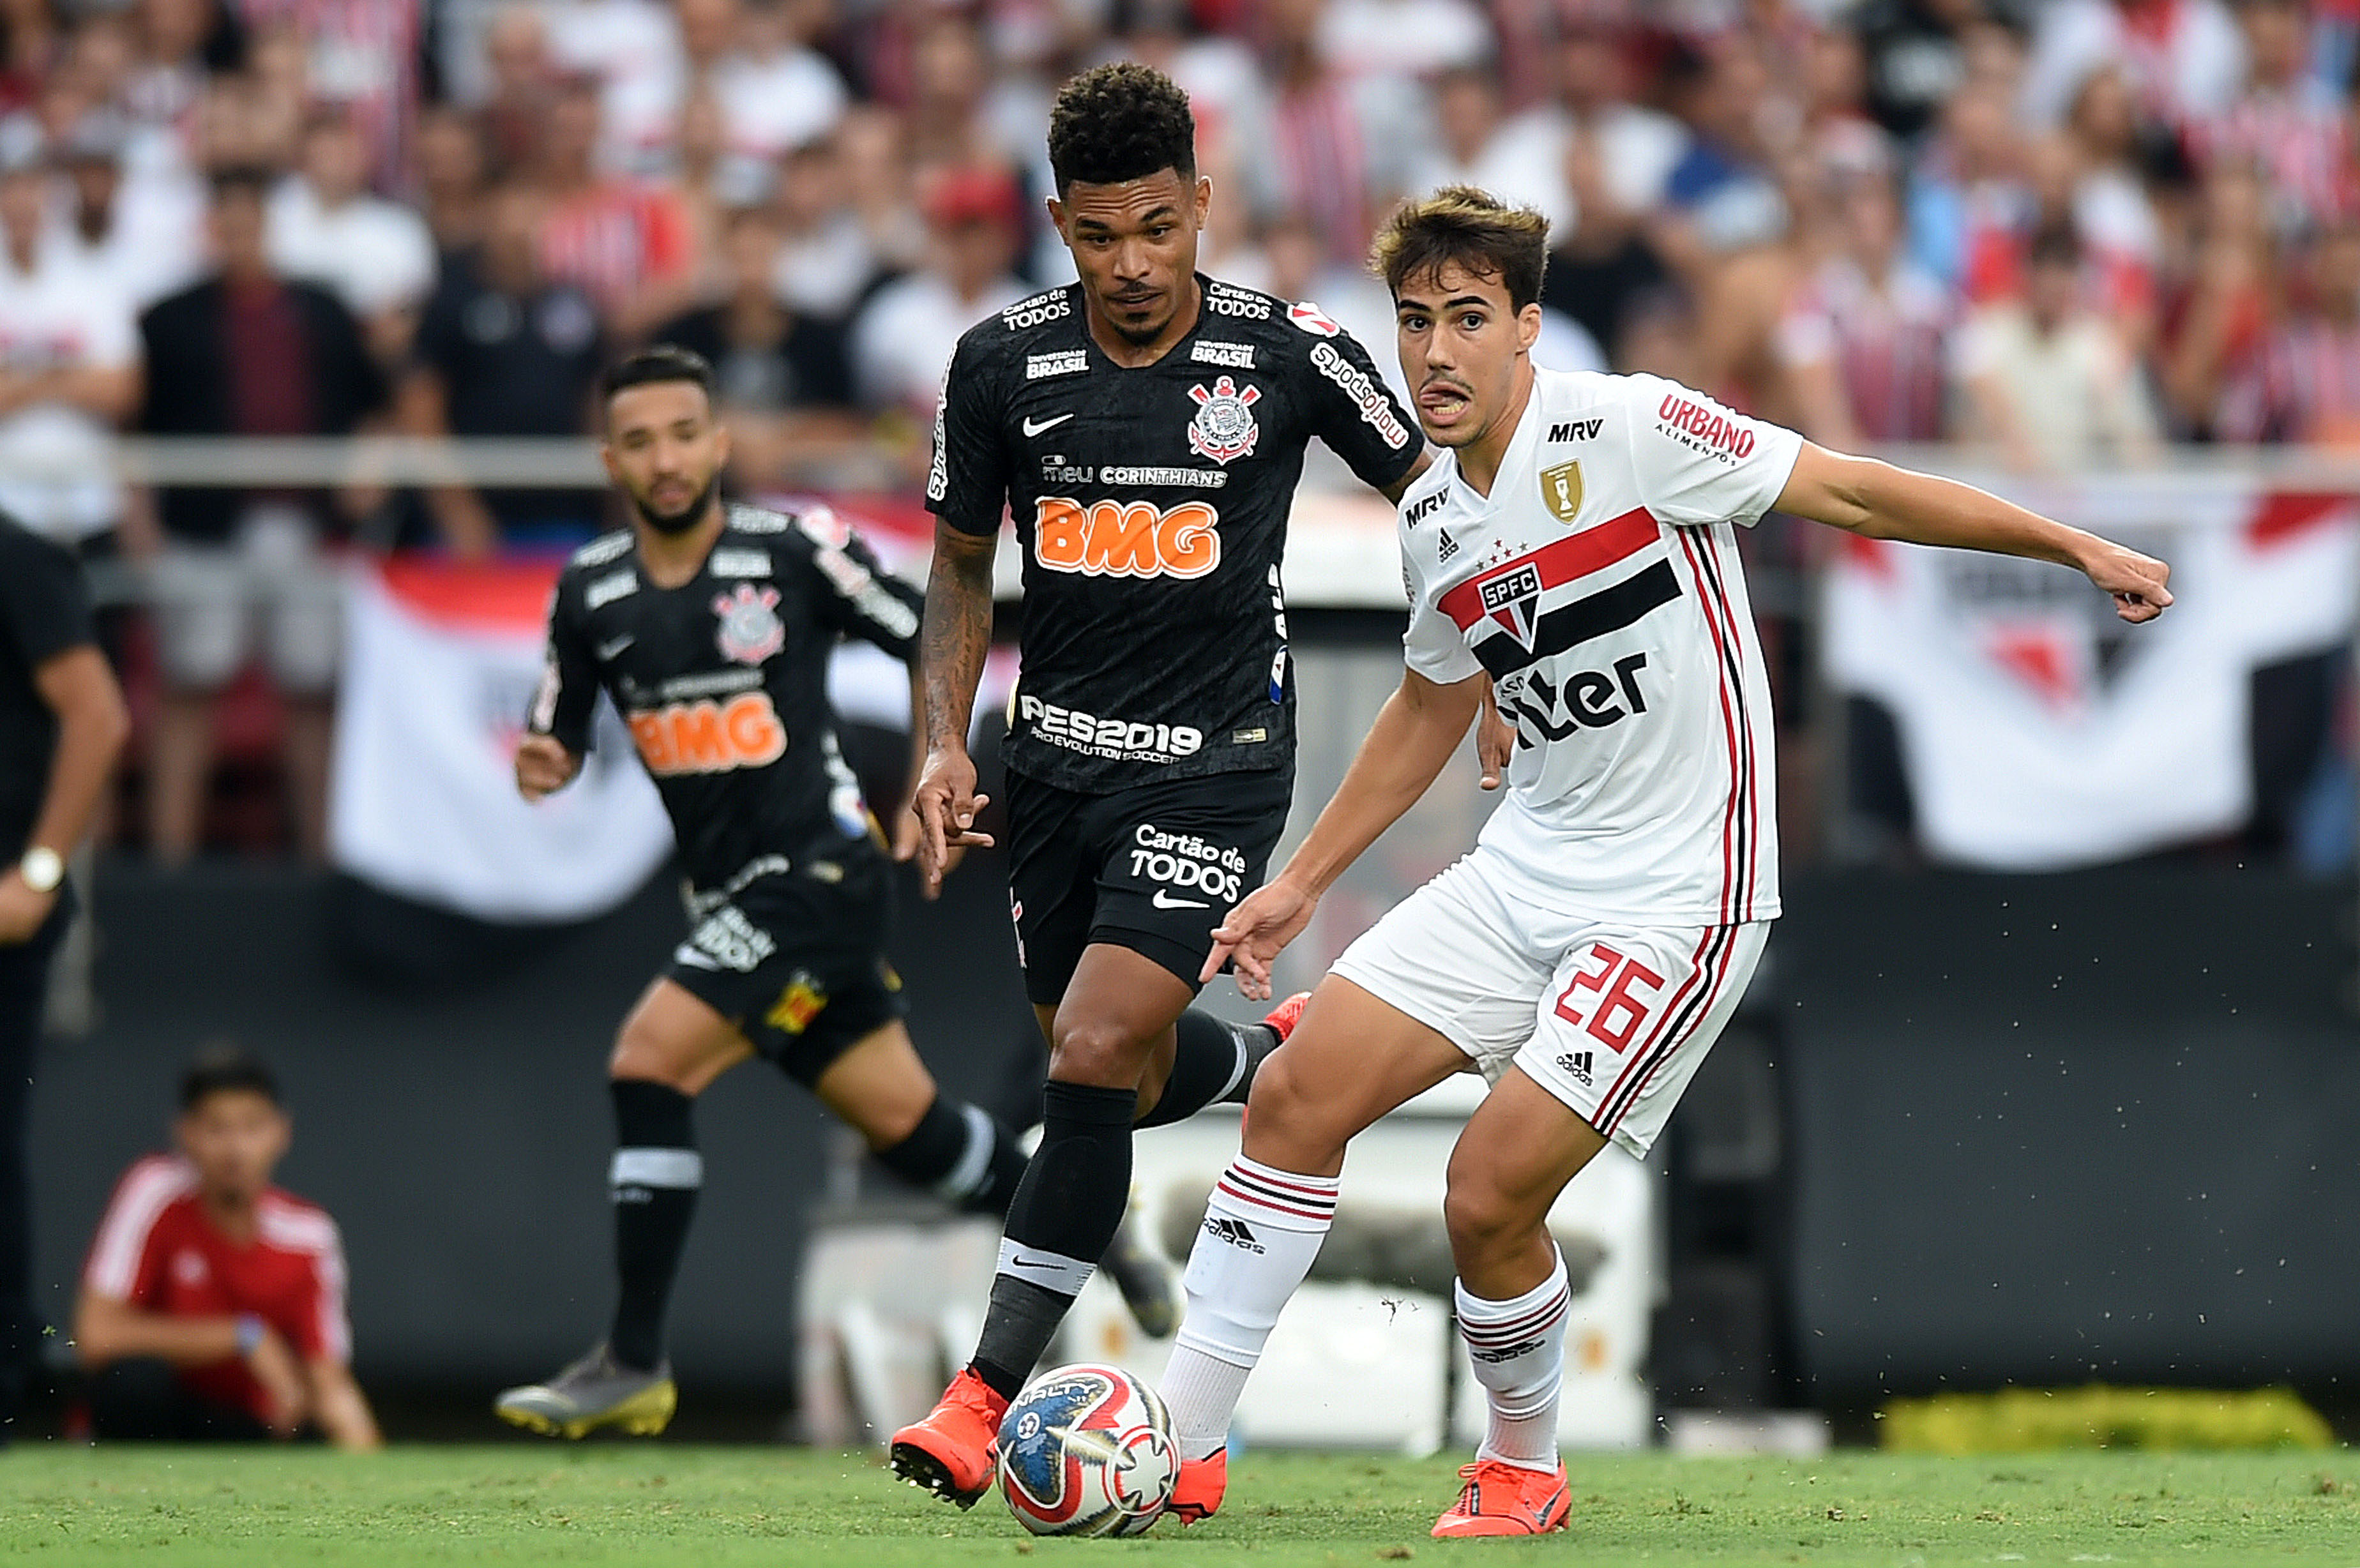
left=713, top=583, right=785, bottom=666
left=1186, top=377, right=1262, bottom=465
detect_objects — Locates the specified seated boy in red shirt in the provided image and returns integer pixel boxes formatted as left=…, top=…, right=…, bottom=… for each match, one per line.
left=73, top=1048, right=379, bottom=1448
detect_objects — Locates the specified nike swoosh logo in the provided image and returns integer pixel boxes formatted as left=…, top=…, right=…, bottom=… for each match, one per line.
left=1151, top=889, right=1210, bottom=910
left=1022, top=413, right=1075, bottom=437
left=597, top=637, right=635, bottom=660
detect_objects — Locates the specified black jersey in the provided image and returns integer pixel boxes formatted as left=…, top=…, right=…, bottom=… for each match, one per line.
left=928, top=275, right=1421, bottom=792
left=531, top=501, right=923, bottom=892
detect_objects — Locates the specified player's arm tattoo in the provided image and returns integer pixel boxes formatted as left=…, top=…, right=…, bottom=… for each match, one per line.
left=921, top=522, right=998, bottom=753
left=1379, top=449, right=1434, bottom=506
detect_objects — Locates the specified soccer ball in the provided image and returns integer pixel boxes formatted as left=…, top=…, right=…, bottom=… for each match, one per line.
left=995, top=1362, right=1179, bottom=1536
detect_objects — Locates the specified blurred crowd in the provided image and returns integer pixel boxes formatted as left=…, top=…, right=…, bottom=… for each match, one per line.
left=4, top=0, right=2358, bottom=861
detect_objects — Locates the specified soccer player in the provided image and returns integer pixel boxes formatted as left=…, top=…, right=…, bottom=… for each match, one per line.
left=1156, top=188, right=2174, bottom=1534
left=891, top=63, right=1432, bottom=1505
left=492, top=345, right=1034, bottom=1438
left=76, top=1047, right=379, bottom=1449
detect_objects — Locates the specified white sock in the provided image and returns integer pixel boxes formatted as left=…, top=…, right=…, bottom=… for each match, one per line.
left=1455, top=1249, right=1570, bottom=1474
left=1161, top=1156, right=1340, bottom=1461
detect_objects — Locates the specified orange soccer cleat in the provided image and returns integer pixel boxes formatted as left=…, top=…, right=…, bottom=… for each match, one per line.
left=1429, top=1458, right=1571, bottom=1538
left=888, top=1368, right=1009, bottom=1509
left=1264, top=991, right=1311, bottom=1042
left=1165, top=1447, right=1228, bottom=1526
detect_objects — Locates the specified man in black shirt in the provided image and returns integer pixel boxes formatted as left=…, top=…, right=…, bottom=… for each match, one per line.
left=490, top=347, right=1030, bottom=1438
left=0, top=515, right=128, bottom=1438
left=404, top=182, right=607, bottom=553
left=893, top=63, right=1429, bottom=1505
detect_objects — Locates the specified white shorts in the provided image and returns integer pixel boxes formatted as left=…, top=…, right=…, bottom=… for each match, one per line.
left=1328, top=847, right=1769, bottom=1159
left=147, top=506, right=343, bottom=694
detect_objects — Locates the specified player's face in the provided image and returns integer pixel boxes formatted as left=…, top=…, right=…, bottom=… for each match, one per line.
left=1393, top=262, right=1542, bottom=449
left=1050, top=168, right=1209, bottom=346
left=603, top=380, right=732, bottom=536
left=176, top=1090, right=291, bottom=1207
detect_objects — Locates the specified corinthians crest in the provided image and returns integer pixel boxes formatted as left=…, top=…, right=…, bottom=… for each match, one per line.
left=1186, top=376, right=1262, bottom=464
left=713, top=582, right=785, bottom=666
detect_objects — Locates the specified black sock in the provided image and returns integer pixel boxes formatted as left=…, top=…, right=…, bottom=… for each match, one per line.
left=970, top=1081, right=1135, bottom=1399
left=608, top=1079, right=700, bottom=1373
left=872, top=1095, right=1027, bottom=1217
left=1137, top=1010, right=1275, bottom=1129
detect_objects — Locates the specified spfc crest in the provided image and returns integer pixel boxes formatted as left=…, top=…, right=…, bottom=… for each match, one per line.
left=713, top=582, right=784, bottom=666
left=1539, top=460, right=1584, bottom=524
left=1187, top=376, right=1262, bottom=464
left=1474, top=560, right=1545, bottom=651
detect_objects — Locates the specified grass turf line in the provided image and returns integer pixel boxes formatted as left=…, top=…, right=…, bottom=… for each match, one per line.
left=0, top=1446, right=2350, bottom=1565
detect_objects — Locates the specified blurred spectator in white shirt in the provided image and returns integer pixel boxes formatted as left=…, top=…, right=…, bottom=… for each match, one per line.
left=1409, top=64, right=1571, bottom=233
left=1315, top=0, right=1491, bottom=80
left=49, top=110, right=204, bottom=311
left=533, top=0, right=678, bottom=160
left=0, top=130, right=139, bottom=548
left=711, top=0, right=848, bottom=168
left=268, top=109, right=437, bottom=362
left=1541, top=19, right=1687, bottom=223
left=2022, top=0, right=2244, bottom=134
left=1954, top=222, right=2161, bottom=470
left=771, top=133, right=879, bottom=322
left=850, top=164, right=1026, bottom=422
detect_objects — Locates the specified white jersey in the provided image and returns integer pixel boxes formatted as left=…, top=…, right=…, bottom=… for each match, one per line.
left=1398, top=368, right=1801, bottom=925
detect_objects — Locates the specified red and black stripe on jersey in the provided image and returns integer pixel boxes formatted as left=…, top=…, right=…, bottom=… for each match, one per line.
left=1433, top=508, right=1682, bottom=679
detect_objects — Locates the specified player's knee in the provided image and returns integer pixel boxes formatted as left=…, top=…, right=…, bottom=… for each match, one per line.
left=1047, top=1013, right=1153, bottom=1088
left=1442, top=1167, right=1529, bottom=1263
left=1240, top=1048, right=1345, bottom=1165
left=609, top=1020, right=697, bottom=1090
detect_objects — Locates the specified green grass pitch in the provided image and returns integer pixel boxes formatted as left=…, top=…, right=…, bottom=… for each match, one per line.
left=0, top=1445, right=2352, bottom=1565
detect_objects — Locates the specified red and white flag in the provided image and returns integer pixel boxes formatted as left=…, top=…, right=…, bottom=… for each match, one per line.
left=1824, top=473, right=2359, bottom=869
left=329, top=558, right=673, bottom=922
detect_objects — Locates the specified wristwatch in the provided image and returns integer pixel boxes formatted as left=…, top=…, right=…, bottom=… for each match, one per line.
left=17, top=846, right=62, bottom=894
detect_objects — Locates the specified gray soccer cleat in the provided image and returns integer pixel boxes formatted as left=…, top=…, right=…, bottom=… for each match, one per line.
left=494, top=1343, right=677, bottom=1438
left=1103, top=1208, right=1180, bottom=1339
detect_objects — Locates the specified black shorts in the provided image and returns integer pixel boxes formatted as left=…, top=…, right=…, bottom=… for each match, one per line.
left=665, top=843, right=905, bottom=1087
left=1003, top=764, right=1294, bottom=1006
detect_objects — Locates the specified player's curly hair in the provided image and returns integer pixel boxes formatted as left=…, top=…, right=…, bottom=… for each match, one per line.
left=1047, top=62, right=1195, bottom=196
left=1370, top=186, right=1551, bottom=312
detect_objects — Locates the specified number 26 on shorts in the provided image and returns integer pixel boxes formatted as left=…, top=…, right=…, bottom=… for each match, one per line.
left=1554, top=943, right=1664, bottom=1053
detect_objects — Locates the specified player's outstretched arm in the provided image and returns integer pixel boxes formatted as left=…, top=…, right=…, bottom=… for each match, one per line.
left=1207, top=668, right=1486, bottom=999
left=1777, top=443, right=2173, bottom=622
left=911, top=521, right=999, bottom=896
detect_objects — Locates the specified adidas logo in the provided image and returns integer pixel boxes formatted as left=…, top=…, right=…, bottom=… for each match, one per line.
left=1469, top=1338, right=1545, bottom=1364
left=1437, top=528, right=1458, bottom=562
left=1203, top=1217, right=1266, bottom=1254
left=1556, top=1050, right=1594, bottom=1085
